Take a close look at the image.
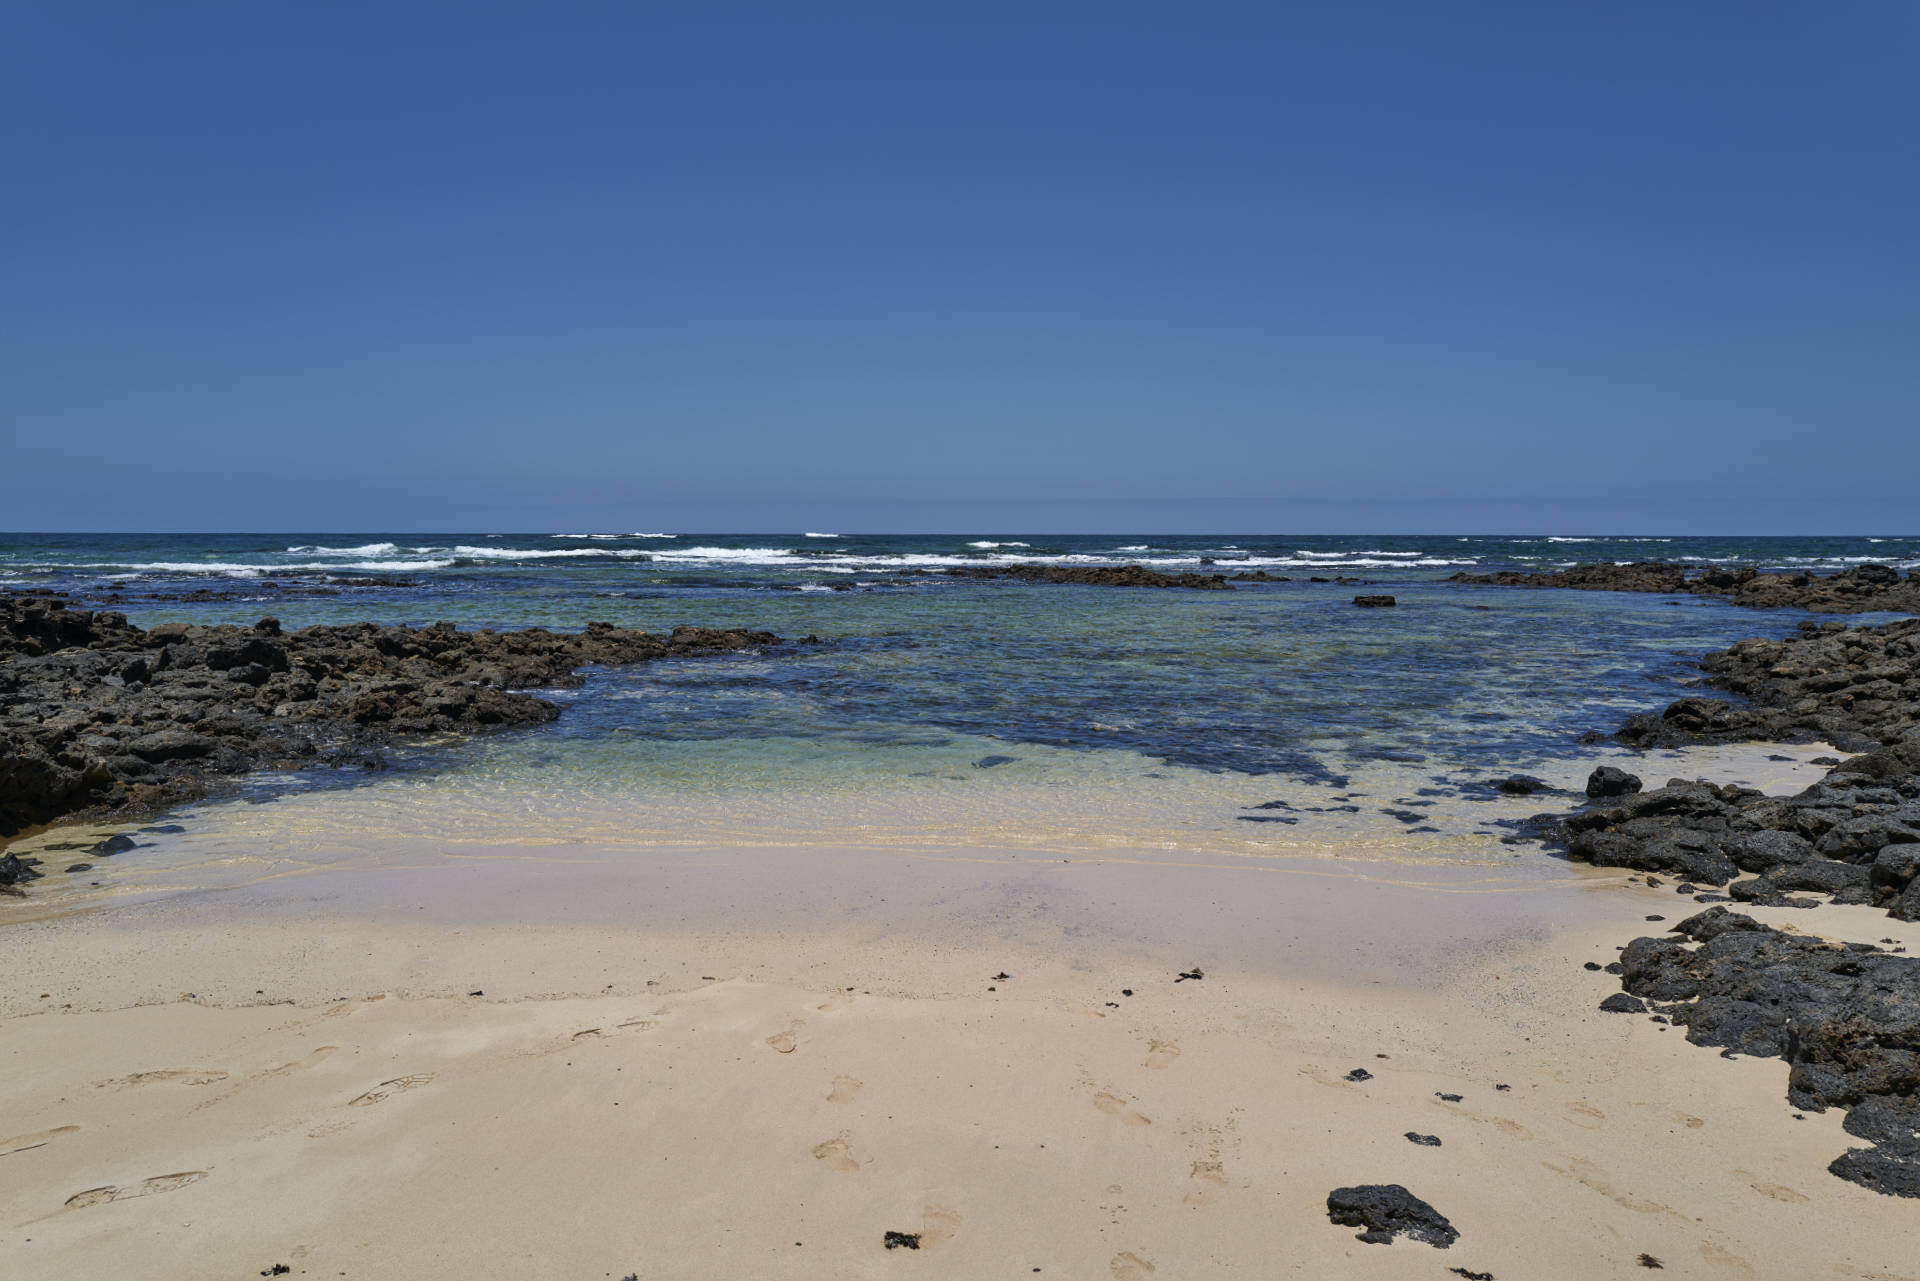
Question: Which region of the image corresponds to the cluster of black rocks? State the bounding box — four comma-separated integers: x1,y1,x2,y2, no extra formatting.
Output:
1615,906,1920,1197
0,595,784,859
1449,560,1920,614
1612,617,1920,752
1505,612,1920,1196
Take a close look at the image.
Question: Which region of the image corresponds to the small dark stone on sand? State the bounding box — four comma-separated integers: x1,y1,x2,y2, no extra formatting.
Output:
1638,1254,1664,1269
468,990,483,996
1449,1270,1495,1281
89,834,137,855
1645,915,1665,922
972,755,1017,768
1405,1132,1441,1146
1325,1183,1458,1248
1604,962,1624,974
1494,1083,1511,1091
1599,993,1648,1014
992,972,1010,981
1675,883,1696,894
262,1268,290,1277
1176,968,1204,982
1120,988,1133,996
64,863,93,873
884,1231,922,1250
1435,1092,1463,1102
1584,961,1603,971
1344,1068,1373,1082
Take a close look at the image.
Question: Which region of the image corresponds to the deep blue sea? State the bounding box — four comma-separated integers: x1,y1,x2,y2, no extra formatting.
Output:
4,533,1913,865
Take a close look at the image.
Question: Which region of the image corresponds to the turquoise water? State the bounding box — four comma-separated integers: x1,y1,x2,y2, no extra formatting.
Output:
2,533,1911,859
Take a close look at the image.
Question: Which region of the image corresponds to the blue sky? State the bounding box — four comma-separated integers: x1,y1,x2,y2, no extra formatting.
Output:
4,2,1915,533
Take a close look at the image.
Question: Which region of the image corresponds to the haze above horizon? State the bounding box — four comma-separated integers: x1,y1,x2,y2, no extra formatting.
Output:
4,4,1915,534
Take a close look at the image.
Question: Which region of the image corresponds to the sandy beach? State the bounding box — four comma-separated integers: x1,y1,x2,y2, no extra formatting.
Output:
5,799,1917,1279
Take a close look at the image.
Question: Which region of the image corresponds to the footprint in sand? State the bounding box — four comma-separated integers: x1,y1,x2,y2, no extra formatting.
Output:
810,1137,861,1173
766,1020,803,1054
1184,1158,1228,1207
63,1170,206,1211
1145,1040,1181,1070
1300,1066,1363,1091
1094,1092,1152,1127
1565,1100,1606,1130
827,1075,863,1104
1731,1169,1809,1204
817,990,855,1012
1632,1101,1706,1128
97,1069,229,1089
347,1073,435,1107
2,1125,79,1157
1541,1157,1675,1216
190,1047,339,1114
1111,1251,1157,1280
1433,1097,1533,1140
918,1205,962,1248
1700,1241,1756,1274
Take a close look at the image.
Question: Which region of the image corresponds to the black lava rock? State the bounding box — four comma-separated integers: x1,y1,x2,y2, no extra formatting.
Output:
1586,766,1643,799
1325,1184,1458,1248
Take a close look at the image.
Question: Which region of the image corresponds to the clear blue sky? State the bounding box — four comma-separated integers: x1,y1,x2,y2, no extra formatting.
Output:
4,2,1915,533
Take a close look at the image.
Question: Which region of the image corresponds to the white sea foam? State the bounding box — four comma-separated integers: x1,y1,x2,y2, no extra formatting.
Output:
1546,536,1598,543
285,543,400,555
551,533,624,540
448,545,655,560
1115,545,1151,552
650,546,801,563
79,559,454,576
630,533,677,539
803,532,840,539
967,541,1031,549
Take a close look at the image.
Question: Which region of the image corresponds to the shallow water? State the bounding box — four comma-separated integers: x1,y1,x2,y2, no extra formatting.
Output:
1,532,1900,916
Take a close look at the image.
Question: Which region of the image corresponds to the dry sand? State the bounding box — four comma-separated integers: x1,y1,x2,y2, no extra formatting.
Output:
4,846,1918,1280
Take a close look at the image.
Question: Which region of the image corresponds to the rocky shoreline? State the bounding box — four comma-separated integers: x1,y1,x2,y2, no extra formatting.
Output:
0,596,785,869
1509,612,1920,1196
1449,560,1920,613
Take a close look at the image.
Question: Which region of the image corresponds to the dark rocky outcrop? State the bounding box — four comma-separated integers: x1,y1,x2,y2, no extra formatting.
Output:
1325,1184,1458,1247
1617,908,1920,1197
1507,610,1920,1195
941,564,1232,590
1353,595,1397,608
0,596,783,844
1601,618,1920,753
1449,561,1920,614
